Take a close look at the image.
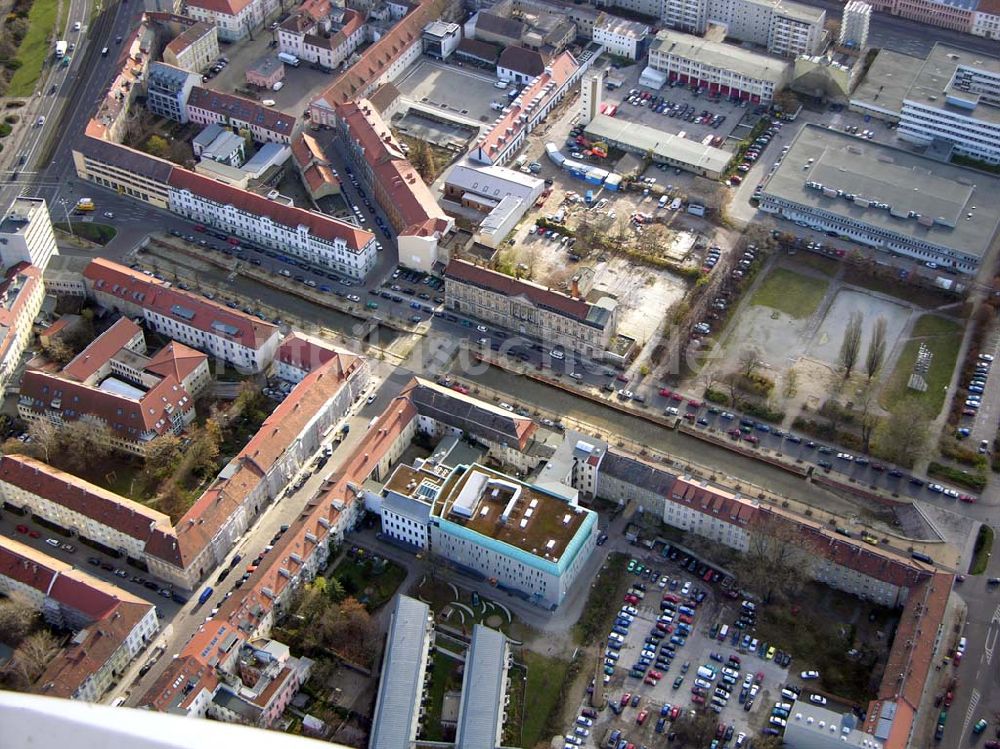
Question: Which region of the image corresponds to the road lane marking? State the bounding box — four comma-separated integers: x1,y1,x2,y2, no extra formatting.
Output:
963,688,981,738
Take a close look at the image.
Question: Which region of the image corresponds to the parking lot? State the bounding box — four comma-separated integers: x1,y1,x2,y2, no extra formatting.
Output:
569,549,812,748
606,86,751,150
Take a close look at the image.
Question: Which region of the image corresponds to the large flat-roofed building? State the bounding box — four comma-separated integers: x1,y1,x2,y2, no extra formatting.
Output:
895,43,1000,166
369,595,434,749
647,29,792,103
443,162,545,210
783,703,883,748
444,259,618,359
849,49,923,122
757,124,1000,274
456,625,510,749
583,114,731,178
377,460,599,608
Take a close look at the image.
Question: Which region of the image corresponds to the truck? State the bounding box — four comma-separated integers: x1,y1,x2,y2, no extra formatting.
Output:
277,52,300,67
55,40,67,58
198,587,214,605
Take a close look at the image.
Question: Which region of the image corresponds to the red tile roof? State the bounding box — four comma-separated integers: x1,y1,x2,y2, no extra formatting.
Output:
164,20,215,56
62,317,144,382
445,258,593,321
472,51,578,164
186,87,297,138
276,333,340,375
303,163,339,193
184,0,254,19
168,352,361,565
19,369,193,438
0,455,173,541
334,99,452,238
84,258,279,349
314,0,449,109
166,169,373,252
145,341,209,383
39,598,154,699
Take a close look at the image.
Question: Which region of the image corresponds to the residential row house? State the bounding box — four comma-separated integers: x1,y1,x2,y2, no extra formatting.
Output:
0,536,160,702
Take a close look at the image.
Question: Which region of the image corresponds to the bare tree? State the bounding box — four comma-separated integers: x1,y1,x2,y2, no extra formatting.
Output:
27,420,59,463
858,387,880,454
738,347,762,379
59,417,111,471
742,512,813,603
0,599,38,646
839,310,864,379
865,316,888,381
673,708,719,746
11,630,60,685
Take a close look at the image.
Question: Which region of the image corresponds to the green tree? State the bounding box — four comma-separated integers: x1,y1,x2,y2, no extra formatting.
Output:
144,135,170,158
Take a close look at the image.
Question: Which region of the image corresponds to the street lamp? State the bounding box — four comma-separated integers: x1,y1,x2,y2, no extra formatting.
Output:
58,198,73,235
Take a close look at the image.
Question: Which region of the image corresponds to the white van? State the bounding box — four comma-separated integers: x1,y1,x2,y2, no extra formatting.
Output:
272,81,284,91
697,665,717,680
262,99,276,106
495,80,509,89
670,198,682,211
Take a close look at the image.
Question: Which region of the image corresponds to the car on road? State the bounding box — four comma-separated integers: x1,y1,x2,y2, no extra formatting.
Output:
45,538,60,547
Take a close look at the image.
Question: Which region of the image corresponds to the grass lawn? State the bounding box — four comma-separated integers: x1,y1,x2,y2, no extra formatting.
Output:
330,555,406,611
971,525,994,575
789,252,841,277
8,0,59,98
420,651,463,742
574,551,628,645
521,651,571,749
55,222,117,245
750,267,829,319
881,314,962,414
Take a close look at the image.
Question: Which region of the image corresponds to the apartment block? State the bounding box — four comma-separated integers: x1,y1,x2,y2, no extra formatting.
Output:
444,258,618,358
185,87,296,145
162,20,219,71
0,536,159,702
84,259,281,371
334,99,453,272
0,198,58,270
455,625,511,749
839,0,872,48
147,63,200,123
184,0,281,41
278,4,365,70
368,596,435,749
0,264,45,392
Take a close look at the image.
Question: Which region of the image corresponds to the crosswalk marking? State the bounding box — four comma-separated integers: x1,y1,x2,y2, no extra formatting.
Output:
962,688,981,738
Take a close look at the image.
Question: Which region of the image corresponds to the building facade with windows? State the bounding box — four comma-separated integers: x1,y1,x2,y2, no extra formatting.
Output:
648,29,792,103
895,43,1000,166
0,197,59,270
184,0,280,41
166,170,377,280
162,21,219,71
592,13,650,60
278,6,364,69
444,259,618,358
757,125,1000,274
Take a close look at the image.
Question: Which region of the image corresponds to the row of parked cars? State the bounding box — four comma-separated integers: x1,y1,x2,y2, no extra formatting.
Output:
734,122,782,181
958,353,994,436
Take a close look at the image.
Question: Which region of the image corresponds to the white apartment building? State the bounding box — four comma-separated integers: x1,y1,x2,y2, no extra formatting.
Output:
592,13,650,60
278,6,365,69
896,43,1000,166
658,0,825,57
839,0,871,48
648,29,792,103
0,197,59,270
84,258,281,372
971,6,1000,39
184,0,280,41
0,264,44,391
167,170,377,280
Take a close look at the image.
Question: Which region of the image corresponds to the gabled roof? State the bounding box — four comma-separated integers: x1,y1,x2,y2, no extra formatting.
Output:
186,87,297,137
166,169,373,251
0,455,172,542
145,342,209,383
276,332,342,375
62,318,143,382
184,0,254,19
404,377,536,450
497,45,546,77
164,21,215,56
334,99,452,238
84,258,279,348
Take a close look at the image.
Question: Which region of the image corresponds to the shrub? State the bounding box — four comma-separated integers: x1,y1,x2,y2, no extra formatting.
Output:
704,388,730,406
927,462,986,492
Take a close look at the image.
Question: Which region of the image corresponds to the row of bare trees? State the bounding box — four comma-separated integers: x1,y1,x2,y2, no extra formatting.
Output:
839,312,887,381
0,600,60,692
